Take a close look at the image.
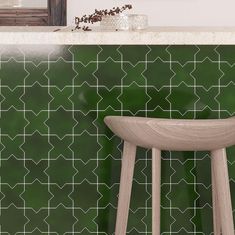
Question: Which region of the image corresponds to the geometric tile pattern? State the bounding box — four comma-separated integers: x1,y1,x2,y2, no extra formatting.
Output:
0,45,234,234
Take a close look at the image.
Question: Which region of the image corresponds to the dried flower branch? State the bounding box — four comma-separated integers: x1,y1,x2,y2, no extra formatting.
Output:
73,4,132,31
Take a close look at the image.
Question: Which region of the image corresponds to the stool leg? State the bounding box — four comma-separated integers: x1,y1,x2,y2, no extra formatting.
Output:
152,148,161,235
211,148,234,235
115,141,136,235
211,162,221,235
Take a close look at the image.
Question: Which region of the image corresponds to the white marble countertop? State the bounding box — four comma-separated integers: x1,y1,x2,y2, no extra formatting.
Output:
1,26,235,44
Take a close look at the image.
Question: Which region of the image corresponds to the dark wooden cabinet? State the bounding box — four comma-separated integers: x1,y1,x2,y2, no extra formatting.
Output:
0,9,49,26
0,0,67,26
48,0,67,26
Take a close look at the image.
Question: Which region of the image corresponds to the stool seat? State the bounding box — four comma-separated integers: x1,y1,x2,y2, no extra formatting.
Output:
104,116,235,151
104,115,235,235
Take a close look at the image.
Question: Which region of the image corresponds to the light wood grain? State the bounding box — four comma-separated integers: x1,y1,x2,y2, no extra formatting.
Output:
212,162,221,235
115,141,136,235
104,116,235,151
0,0,67,26
0,9,48,26
152,148,161,235
104,116,235,235
211,149,234,235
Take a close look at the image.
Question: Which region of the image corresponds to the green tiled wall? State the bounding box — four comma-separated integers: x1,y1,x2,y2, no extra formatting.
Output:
0,45,235,234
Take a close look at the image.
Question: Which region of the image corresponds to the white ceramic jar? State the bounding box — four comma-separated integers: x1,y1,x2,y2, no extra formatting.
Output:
100,14,148,31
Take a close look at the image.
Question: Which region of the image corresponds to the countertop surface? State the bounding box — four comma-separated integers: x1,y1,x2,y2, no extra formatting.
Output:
1,26,235,44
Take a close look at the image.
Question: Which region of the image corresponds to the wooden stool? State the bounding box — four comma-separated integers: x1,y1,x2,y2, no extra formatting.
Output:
104,116,235,235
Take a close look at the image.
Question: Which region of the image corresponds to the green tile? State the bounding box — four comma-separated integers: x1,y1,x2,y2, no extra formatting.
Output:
167,181,199,212
98,45,121,61
122,63,146,86
171,209,195,232
21,132,52,162
49,136,73,159
0,157,27,187
98,184,118,208
167,45,199,65
70,84,101,114
22,83,52,114
74,209,98,232
0,185,24,207
25,111,49,134
192,58,222,89
147,87,170,111
191,206,213,234
170,160,195,183
171,63,195,86
0,205,27,234
70,181,100,210
144,58,174,89
130,182,149,211
160,159,174,184
216,83,235,114
1,136,24,159
73,63,98,86
0,59,28,89
70,133,101,162
196,45,219,61
127,209,147,232
195,153,211,187
70,45,101,65
45,205,77,234
49,87,73,110
97,135,122,160
0,45,235,234
73,111,97,134
25,62,49,86
227,146,235,164
160,208,175,233
230,181,235,209
147,45,170,61
167,82,199,115
1,87,24,110
46,107,76,138
118,82,150,114
21,181,52,211
118,45,150,66
220,63,235,86
45,58,77,89
216,45,235,65
45,157,76,187
95,58,125,89
96,158,120,187
25,210,48,232
25,160,48,183
196,87,219,110
196,184,211,208
98,86,121,110
49,184,72,207
74,160,97,183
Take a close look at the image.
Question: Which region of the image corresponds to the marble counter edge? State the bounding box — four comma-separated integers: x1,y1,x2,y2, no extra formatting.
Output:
1,27,235,44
